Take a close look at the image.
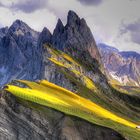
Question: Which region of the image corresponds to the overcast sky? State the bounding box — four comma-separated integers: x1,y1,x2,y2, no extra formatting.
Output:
0,0,140,53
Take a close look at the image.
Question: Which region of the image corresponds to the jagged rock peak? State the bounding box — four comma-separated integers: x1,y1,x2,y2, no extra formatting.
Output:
38,27,52,46
10,19,29,30
51,10,102,65
9,19,39,36
67,10,80,26
0,27,8,38
8,19,39,39
0,26,8,33
57,19,64,28
53,18,64,35
41,27,52,38
13,19,26,26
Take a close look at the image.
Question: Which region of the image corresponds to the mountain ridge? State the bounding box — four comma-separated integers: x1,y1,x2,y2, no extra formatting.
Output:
98,43,140,87
0,10,102,87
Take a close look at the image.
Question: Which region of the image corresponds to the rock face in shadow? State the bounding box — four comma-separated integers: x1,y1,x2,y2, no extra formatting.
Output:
0,20,42,86
0,91,125,140
0,11,102,87
40,11,106,91
52,11,101,67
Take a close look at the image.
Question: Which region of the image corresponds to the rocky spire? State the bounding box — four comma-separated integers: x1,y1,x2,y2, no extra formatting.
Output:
38,27,52,47
51,10,102,66
8,19,39,40
67,10,80,27
53,19,64,36
9,20,29,32
0,27,8,38
52,19,65,49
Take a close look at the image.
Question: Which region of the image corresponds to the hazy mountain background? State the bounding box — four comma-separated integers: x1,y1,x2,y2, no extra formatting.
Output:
98,43,140,87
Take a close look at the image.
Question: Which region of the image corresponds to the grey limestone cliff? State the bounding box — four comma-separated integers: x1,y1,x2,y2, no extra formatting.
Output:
0,91,125,140
0,20,42,86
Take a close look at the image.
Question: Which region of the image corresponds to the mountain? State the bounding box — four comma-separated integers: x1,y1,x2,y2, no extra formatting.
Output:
0,11,102,88
120,51,140,60
2,44,140,140
98,43,140,87
0,11,140,140
52,11,102,66
41,10,106,90
0,20,42,86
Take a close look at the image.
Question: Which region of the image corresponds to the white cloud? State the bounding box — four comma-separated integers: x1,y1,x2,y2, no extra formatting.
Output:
78,0,103,6
0,0,19,6
0,6,57,32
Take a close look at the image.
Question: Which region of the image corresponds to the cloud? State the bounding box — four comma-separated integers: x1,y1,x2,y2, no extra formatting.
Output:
120,19,140,45
0,2,2,6
0,0,48,13
11,0,47,13
0,6,57,32
0,1,5,7
77,0,103,5
0,0,18,7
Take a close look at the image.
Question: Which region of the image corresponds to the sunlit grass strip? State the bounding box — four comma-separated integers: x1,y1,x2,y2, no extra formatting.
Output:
46,45,96,90
48,57,96,90
5,80,138,129
46,45,80,66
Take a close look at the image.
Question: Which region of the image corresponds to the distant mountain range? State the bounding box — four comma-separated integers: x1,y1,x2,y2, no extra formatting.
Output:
98,43,140,87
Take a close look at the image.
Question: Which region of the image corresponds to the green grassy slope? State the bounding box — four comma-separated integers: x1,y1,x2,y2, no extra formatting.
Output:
4,45,140,140
5,80,140,140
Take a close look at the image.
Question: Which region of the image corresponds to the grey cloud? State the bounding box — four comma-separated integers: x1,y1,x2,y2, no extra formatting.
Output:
129,0,137,1
120,19,140,44
11,0,48,13
0,2,5,7
78,0,103,5
0,0,48,13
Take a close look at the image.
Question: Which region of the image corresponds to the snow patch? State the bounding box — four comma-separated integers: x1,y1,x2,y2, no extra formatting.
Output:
110,72,123,84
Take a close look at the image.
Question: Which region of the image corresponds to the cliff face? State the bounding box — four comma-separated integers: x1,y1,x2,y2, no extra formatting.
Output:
98,43,140,87
52,11,102,67
0,11,102,88
0,91,125,140
0,20,42,86
40,11,106,91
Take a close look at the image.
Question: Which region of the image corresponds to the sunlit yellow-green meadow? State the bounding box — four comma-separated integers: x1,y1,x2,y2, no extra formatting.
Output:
5,79,140,140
